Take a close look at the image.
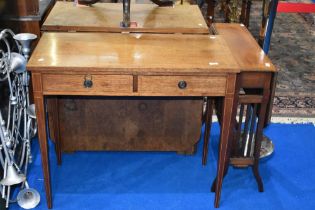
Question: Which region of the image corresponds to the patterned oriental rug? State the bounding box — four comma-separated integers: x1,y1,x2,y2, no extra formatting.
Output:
249,1,314,119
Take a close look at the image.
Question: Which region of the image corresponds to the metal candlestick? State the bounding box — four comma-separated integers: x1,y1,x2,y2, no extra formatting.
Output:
13,33,37,60
0,29,39,209
121,0,131,27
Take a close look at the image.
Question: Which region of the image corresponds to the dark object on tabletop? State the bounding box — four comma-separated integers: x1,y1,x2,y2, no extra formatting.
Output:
76,0,173,31
78,0,173,7
150,0,174,6
121,0,131,27
78,0,101,5
120,0,173,27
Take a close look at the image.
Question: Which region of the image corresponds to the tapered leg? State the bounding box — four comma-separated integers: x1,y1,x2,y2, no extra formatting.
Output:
32,72,52,208
264,73,278,126
202,98,213,165
214,74,238,208
211,162,229,192
253,157,264,192
211,115,238,193
50,98,62,165
214,97,223,126
34,95,52,208
252,100,269,191
211,101,239,193
252,104,264,192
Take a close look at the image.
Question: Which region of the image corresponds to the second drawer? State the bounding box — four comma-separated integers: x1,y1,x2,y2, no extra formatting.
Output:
138,75,227,96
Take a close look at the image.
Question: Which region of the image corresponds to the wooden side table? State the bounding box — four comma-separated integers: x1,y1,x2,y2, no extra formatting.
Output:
202,24,277,205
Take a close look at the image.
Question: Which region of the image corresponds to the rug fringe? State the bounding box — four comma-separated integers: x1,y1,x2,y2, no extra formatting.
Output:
211,115,315,125
270,116,315,125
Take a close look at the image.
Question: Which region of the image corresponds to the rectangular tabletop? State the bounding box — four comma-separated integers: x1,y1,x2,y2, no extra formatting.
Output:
214,23,277,72
27,33,239,74
42,2,209,34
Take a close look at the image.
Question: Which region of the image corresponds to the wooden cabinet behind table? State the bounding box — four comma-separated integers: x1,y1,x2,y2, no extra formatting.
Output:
42,2,208,154
0,0,55,121
0,0,55,36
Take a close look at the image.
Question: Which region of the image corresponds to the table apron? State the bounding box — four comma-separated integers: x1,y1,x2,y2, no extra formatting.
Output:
37,73,229,97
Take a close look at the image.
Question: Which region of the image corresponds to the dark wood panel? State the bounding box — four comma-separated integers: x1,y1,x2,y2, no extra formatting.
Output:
0,0,39,17
57,97,203,153
0,0,55,37
0,20,41,36
240,72,270,88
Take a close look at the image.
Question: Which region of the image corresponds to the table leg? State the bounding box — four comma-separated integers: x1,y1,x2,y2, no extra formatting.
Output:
214,74,238,208
253,104,265,192
252,75,271,192
202,98,213,165
34,94,52,209
50,98,62,165
264,72,277,126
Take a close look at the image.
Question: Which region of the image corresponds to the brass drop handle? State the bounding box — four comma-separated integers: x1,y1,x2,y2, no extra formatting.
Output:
178,80,187,89
83,75,93,88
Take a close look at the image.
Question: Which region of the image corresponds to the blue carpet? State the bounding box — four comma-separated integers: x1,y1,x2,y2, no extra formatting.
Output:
10,123,315,210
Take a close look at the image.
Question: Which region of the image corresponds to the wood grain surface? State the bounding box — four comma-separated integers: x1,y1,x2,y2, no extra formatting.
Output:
214,23,277,72
58,97,203,153
42,74,133,95
27,33,239,74
42,2,209,34
215,23,277,125
138,75,227,96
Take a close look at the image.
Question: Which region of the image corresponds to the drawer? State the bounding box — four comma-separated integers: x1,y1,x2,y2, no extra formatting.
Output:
42,74,133,95
138,75,226,96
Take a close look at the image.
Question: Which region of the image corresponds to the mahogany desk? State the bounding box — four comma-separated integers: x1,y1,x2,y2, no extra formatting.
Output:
27,32,239,208
41,2,210,156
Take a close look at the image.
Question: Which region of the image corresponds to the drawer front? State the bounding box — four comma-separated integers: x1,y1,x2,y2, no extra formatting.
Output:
42,74,133,95
138,76,226,96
